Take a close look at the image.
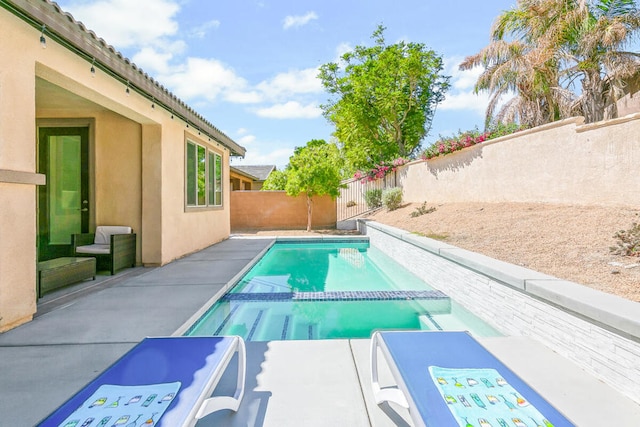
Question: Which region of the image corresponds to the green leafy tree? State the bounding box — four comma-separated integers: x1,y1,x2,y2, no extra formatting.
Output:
261,169,288,191
319,25,449,171
285,139,344,232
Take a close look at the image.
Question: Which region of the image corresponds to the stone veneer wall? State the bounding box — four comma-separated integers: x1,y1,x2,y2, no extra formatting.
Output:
360,220,640,404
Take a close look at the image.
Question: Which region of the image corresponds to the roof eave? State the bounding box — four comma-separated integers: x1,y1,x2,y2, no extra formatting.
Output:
2,0,246,157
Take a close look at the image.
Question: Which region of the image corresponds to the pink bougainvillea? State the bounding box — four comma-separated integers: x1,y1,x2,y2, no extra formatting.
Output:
420,123,526,161
421,131,491,160
354,157,409,183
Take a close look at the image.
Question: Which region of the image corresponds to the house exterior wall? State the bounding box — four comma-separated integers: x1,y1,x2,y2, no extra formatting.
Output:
0,6,234,331
231,191,337,230
0,10,40,331
400,115,640,207
160,130,230,263
229,170,254,191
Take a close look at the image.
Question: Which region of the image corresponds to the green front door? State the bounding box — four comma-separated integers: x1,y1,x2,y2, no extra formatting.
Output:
37,127,89,261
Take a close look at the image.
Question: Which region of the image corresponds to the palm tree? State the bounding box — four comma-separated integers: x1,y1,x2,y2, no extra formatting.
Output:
463,0,640,126
557,0,640,122
460,0,574,127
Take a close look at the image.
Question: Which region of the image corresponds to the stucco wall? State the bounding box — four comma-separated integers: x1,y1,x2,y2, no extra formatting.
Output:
0,7,235,330
160,130,230,264
617,75,640,117
0,11,39,330
231,191,337,230
400,115,640,207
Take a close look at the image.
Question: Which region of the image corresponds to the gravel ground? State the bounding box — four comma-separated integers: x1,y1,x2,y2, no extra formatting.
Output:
369,202,640,302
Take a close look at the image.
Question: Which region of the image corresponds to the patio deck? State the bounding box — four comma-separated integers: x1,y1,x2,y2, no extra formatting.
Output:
1,236,639,426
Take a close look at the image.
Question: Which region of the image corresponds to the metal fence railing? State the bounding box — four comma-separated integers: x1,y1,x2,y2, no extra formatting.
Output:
337,172,397,221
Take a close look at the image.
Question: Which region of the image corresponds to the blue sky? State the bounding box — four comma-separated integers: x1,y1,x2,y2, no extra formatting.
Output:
55,0,517,168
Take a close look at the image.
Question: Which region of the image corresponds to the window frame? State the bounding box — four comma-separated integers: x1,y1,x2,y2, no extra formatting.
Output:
185,139,223,210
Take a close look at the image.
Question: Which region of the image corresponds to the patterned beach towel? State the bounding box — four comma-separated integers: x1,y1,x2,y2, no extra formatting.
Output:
429,366,554,427
57,382,181,427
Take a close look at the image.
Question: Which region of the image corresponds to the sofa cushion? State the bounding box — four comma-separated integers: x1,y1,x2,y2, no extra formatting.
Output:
94,226,132,244
76,244,110,255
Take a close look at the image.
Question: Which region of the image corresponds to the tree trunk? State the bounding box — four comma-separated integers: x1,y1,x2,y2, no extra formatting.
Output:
306,194,313,232
582,72,605,123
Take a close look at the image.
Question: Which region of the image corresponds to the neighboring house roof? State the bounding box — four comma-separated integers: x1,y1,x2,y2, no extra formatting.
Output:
2,0,245,157
231,165,276,182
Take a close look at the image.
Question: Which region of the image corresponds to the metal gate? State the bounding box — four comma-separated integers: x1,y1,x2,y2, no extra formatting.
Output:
337,172,397,221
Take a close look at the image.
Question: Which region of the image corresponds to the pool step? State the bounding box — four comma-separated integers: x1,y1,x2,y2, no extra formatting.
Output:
221,304,321,341
418,313,444,331
242,275,291,292
419,312,478,332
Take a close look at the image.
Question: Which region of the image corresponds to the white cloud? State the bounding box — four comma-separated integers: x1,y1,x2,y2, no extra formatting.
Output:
236,128,249,135
65,0,180,49
159,57,250,102
188,20,221,39
256,68,323,101
256,101,322,119
440,91,490,115
132,47,174,75
438,57,489,115
283,11,318,30
238,134,256,145
445,56,484,91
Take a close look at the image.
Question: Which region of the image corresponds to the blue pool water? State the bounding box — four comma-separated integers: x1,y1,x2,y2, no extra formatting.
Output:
185,240,501,341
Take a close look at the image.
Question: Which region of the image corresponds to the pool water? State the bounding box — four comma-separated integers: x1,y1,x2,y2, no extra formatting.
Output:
185,240,501,341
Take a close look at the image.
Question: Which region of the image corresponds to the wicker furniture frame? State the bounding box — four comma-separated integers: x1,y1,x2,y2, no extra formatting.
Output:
72,231,136,275
37,257,96,298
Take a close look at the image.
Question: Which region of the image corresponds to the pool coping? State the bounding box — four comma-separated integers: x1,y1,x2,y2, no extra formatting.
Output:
173,239,277,336
172,235,373,337
358,219,640,344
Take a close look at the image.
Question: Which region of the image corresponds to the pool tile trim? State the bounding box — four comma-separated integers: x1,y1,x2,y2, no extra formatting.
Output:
221,289,449,302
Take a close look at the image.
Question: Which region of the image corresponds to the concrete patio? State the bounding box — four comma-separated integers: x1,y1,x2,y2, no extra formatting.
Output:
1,236,639,426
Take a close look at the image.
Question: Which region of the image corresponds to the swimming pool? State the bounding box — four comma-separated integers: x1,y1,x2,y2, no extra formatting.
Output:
185,239,501,340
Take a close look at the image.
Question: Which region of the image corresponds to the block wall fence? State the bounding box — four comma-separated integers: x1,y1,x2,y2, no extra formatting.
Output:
360,220,640,405
398,114,640,207
230,191,337,231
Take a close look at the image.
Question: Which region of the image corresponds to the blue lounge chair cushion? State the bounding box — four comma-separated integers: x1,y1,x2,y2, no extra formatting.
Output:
38,336,245,427
371,330,575,427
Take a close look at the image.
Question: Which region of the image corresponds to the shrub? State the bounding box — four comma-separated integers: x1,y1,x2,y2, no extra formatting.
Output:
382,187,403,211
487,121,525,139
610,223,640,256
364,189,382,209
410,202,436,218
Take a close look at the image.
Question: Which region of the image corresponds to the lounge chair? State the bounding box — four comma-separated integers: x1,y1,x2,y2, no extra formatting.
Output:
370,330,575,427
72,225,136,275
38,336,246,427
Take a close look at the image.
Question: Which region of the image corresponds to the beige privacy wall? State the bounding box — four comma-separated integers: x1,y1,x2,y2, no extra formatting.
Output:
401,114,640,207
231,191,337,230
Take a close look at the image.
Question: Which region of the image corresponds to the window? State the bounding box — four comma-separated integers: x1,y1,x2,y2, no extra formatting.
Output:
186,140,223,207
